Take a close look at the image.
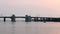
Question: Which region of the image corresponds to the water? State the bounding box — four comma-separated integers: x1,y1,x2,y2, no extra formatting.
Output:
0,20,60,34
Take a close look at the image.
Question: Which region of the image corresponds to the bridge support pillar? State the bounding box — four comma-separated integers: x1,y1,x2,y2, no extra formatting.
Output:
11,14,16,22
4,17,6,22
25,15,31,22
42,18,46,23
40,18,43,21
34,17,38,21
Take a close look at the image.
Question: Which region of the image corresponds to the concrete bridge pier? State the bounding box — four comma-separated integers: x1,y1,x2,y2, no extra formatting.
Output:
11,14,16,22
4,17,6,22
42,18,46,23
25,15,31,22
34,17,38,21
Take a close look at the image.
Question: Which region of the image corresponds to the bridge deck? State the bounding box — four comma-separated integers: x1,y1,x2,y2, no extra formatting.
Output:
0,16,60,22
0,16,25,18
0,16,59,18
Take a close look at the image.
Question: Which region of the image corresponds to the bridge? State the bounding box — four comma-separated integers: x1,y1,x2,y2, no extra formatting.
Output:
0,14,60,22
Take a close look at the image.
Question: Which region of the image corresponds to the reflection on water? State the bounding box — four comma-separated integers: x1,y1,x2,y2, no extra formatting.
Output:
0,21,60,34
11,22,15,34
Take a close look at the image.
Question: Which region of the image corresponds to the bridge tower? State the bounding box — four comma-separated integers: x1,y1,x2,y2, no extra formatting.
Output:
25,15,31,22
11,14,16,22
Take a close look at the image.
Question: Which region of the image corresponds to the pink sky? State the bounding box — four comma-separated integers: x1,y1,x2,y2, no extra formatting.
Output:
0,0,60,17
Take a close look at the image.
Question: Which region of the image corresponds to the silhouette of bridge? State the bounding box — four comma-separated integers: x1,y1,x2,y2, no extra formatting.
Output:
0,14,60,22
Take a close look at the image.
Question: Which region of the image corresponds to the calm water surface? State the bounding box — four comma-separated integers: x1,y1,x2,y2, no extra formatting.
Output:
0,21,60,34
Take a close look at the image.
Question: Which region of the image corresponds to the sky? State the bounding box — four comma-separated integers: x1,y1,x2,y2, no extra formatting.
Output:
0,0,60,17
